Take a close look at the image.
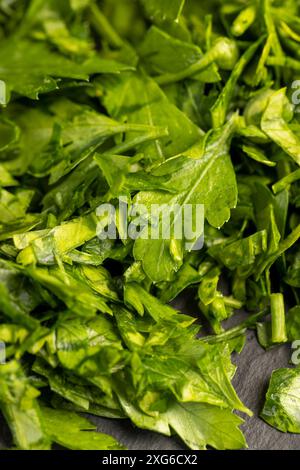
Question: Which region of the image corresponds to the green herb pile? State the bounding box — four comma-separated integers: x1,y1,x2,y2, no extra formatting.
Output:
0,0,300,451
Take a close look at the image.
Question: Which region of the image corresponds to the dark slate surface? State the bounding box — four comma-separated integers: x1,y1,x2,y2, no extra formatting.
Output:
1,303,300,450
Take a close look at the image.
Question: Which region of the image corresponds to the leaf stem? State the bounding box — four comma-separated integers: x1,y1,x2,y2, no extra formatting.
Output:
272,169,300,194
198,310,267,344
89,3,124,48
270,293,287,344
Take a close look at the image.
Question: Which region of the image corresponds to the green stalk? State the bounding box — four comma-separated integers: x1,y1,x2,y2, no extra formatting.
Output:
272,169,300,194
223,297,244,309
156,37,239,86
267,56,300,70
256,224,300,278
155,54,216,86
199,310,267,344
270,293,287,344
89,2,124,48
